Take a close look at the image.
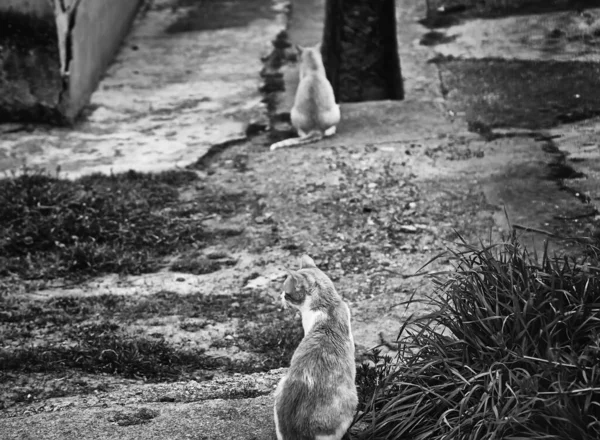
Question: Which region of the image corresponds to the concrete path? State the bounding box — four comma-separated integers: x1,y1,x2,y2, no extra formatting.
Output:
1,371,281,440
0,0,286,177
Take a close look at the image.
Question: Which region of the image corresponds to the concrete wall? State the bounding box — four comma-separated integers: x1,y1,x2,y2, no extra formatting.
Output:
0,0,142,124
65,0,142,120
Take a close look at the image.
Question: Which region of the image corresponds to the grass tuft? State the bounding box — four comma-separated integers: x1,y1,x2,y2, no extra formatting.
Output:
356,236,600,440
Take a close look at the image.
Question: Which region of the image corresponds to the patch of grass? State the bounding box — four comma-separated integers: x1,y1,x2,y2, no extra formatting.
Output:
121,290,285,323
2,294,126,328
237,314,304,371
436,58,600,130
3,290,287,330
0,321,298,383
0,327,220,381
0,169,205,281
355,236,600,440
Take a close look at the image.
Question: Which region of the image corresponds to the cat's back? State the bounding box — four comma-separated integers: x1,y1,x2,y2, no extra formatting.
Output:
294,71,337,111
292,74,339,133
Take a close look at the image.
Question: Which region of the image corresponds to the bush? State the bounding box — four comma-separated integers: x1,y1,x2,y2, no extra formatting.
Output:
355,237,600,440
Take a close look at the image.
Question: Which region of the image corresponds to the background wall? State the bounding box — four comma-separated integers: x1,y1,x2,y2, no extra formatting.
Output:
0,0,142,124
66,0,143,121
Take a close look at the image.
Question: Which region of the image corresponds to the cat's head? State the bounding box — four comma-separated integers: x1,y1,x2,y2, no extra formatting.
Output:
296,44,325,75
280,255,339,311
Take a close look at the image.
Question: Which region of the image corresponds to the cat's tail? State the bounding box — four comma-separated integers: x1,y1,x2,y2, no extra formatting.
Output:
269,131,323,151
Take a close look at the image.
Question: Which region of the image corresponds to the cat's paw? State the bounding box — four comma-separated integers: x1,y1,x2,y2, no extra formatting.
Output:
324,125,337,137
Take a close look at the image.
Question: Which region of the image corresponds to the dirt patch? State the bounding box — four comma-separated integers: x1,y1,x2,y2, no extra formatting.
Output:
436,58,600,129
0,288,303,410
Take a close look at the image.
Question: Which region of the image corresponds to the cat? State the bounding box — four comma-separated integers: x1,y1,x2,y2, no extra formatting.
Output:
270,44,340,151
274,255,357,440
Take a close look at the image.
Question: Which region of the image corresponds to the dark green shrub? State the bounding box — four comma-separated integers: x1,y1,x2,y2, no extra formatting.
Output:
356,238,600,440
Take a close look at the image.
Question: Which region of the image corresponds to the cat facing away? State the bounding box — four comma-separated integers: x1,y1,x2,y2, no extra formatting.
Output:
274,255,357,440
270,44,341,151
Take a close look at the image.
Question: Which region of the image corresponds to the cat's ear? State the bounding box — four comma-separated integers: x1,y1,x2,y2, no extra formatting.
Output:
315,42,323,52
300,255,317,269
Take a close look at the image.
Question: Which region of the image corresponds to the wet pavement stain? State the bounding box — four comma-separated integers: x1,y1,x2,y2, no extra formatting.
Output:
436,58,600,129
167,0,276,33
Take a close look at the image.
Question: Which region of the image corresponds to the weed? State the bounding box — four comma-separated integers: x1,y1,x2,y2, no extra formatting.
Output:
354,349,395,411
355,236,600,440
0,289,303,399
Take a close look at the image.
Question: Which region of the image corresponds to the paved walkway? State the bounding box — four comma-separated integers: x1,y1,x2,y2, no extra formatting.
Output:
0,0,286,177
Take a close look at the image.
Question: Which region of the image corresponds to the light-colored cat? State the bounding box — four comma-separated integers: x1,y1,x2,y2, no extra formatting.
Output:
274,255,357,440
270,45,340,151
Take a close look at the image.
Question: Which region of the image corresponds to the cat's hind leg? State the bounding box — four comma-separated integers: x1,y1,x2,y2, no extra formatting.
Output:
316,415,353,440
274,405,284,440
273,377,286,440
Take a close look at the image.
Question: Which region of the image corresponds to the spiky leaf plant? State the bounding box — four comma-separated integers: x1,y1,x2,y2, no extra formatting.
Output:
356,238,600,440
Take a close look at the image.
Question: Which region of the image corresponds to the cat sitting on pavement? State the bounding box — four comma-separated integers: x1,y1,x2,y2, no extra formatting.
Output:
274,255,357,440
